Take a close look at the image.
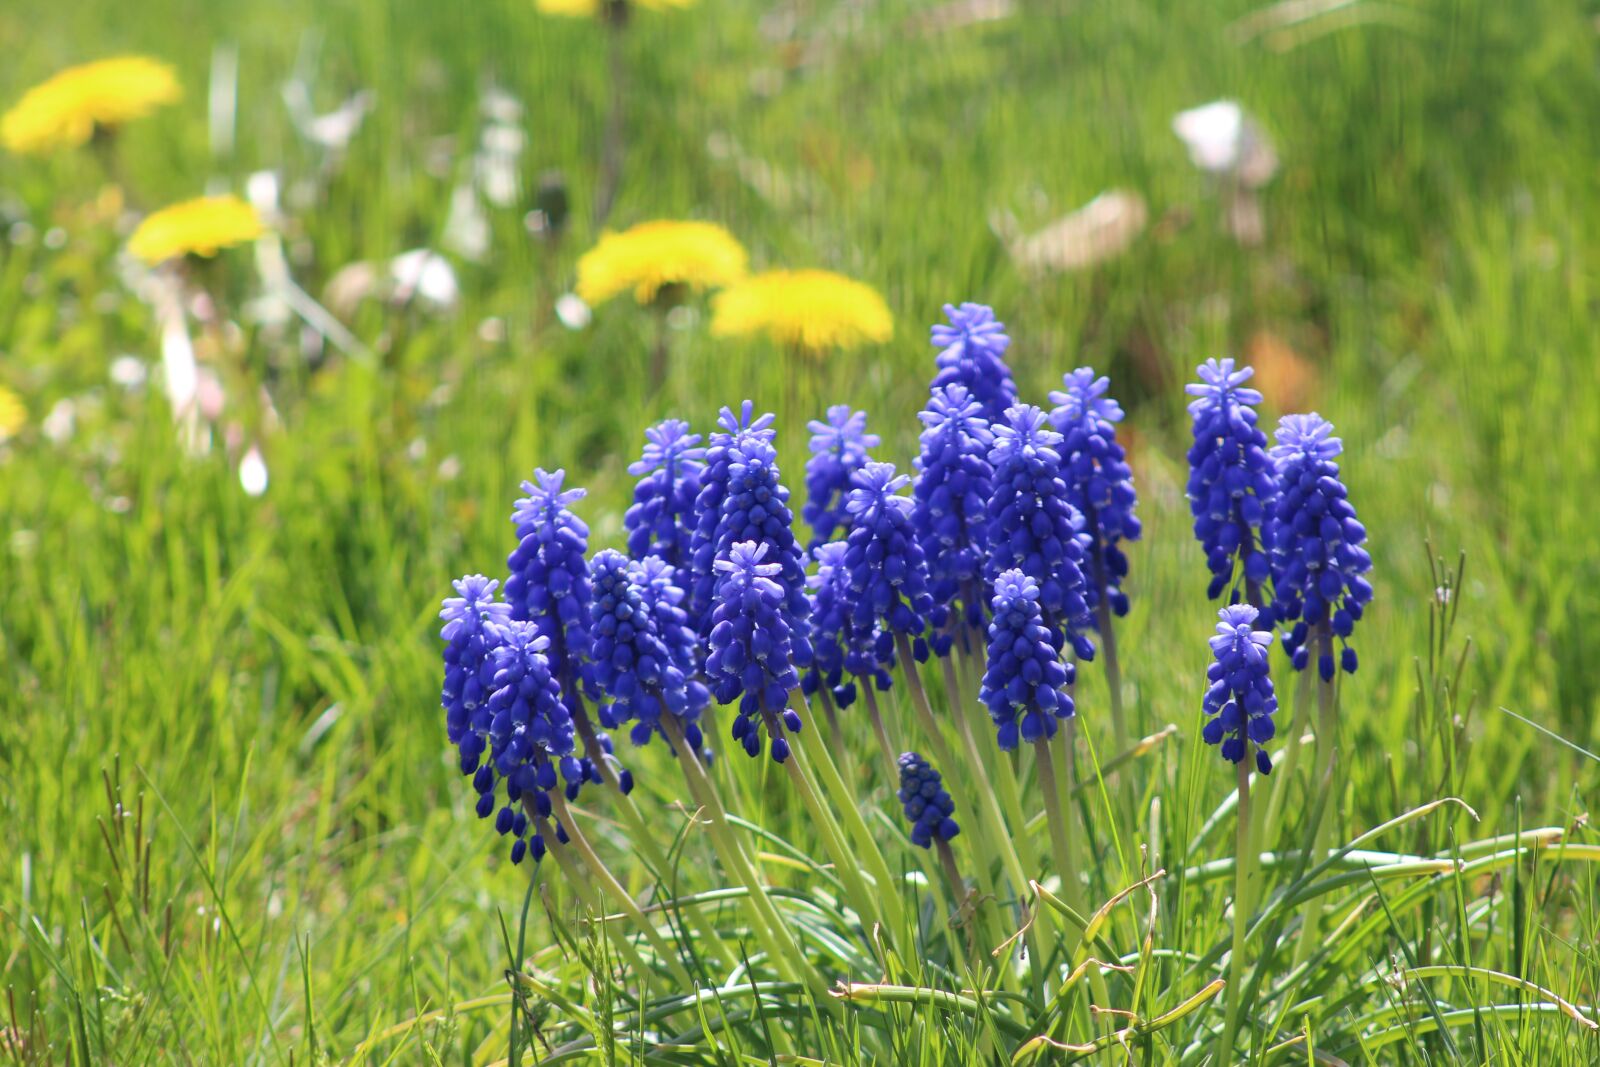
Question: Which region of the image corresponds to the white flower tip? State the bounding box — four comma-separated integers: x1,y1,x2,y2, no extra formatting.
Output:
555,293,591,330
240,447,269,497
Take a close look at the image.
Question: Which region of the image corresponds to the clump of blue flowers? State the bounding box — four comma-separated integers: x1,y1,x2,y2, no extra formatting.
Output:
844,461,933,661
897,752,960,848
1049,369,1141,619
588,549,690,745
930,302,1017,423
441,574,512,760
979,570,1075,750
1267,414,1374,678
1203,604,1278,774
633,554,711,747
913,384,995,651
1185,359,1278,606
506,469,595,696
707,541,804,762
806,540,891,708
625,420,704,571
689,402,776,629
803,406,879,548
986,405,1095,661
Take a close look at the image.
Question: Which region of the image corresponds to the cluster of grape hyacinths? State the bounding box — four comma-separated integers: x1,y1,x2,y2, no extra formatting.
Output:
1185,358,1278,607
896,752,960,848
1049,369,1141,619
986,405,1096,662
930,302,1018,423
803,406,878,548
980,570,1076,750
805,540,891,707
632,554,710,747
624,420,704,571
588,550,692,746
688,402,776,627
844,462,933,662
441,576,579,864
695,404,812,663
913,384,995,651
1202,604,1279,774
706,541,804,761
1266,414,1374,679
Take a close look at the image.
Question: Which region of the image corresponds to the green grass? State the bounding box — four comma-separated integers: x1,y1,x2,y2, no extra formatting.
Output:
2,0,1598,1062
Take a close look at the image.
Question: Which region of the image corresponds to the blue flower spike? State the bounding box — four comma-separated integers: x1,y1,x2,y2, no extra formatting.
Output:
625,419,705,571
913,384,995,651
1267,414,1374,679
897,752,960,848
588,549,691,747
986,404,1096,662
1185,359,1279,607
1049,368,1141,619
706,541,804,762
979,570,1075,751
804,405,879,548
1203,604,1279,775
844,461,935,663
930,302,1018,423
805,540,891,708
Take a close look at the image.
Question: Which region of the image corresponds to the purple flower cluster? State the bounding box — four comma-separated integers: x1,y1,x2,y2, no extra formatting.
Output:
1202,605,1278,774
979,570,1075,750
930,302,1017,423
805,540,892,708
803,405,878,548
897,752,960,848
589,549,693,746
1185,359,1277,605
1049,369,1141,620
912,384,995,651
1267,414,1373,678
625,420,704,571
707,541,804,761
843,462,933,659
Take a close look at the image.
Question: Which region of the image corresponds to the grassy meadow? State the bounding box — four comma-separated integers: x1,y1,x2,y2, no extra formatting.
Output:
3,0,1599,1062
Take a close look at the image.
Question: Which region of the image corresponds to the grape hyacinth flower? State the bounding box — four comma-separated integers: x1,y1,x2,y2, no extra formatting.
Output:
505,469,594,692
1185,359,1278,607
1267,414,1373,679
706,541,804,762
979,570,1075,750
633,555,711,738
803,405,879,548
930,302,1017,423
986,405,1095,661
588,549,690,746
896,752,960,848
688,401,776,632
624,419,704,571
1203,604,1278,774
704,411,812,663
441,575,511,757
805,540,891,708
844,461,934,661
1048,368,1141,619
912,384,995,651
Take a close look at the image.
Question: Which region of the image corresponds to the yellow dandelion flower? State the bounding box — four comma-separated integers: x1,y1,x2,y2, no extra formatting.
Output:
576,220,747,306
0,387,25,441
2,56,180,156
128,195,266,265
536,0,692,16
710,269,893,352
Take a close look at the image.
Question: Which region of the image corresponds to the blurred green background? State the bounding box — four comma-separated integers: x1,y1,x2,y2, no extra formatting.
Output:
2,0,1597,1059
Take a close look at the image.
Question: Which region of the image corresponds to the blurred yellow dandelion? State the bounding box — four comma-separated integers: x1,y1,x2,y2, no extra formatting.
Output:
711,269,893,352
536,0,693,16
576,220,747,305
0,387,25,441
128,195,266,265
2,56,180,155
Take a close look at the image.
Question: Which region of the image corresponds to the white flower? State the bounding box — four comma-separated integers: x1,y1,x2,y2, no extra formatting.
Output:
110,355,148,390
443,183,490,262
42,399,76,444
391,249,460,311
555,293,591,330
239,445,269,497
1172,100,1277,187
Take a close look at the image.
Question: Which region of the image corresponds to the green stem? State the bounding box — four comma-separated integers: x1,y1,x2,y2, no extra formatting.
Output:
860,682,900,785
660,716,830,1002
785,690,908,935
1291,623,1339,974
1218,758,1255,1060
537,812,655,981
549,791,695,988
